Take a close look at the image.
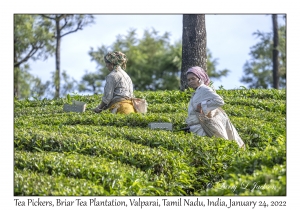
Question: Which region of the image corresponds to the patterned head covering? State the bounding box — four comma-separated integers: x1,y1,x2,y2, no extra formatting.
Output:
186,66,210,86
104,51,128,70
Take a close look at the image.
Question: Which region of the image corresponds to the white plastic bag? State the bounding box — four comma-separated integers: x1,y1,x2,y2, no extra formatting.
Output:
132,98,148,113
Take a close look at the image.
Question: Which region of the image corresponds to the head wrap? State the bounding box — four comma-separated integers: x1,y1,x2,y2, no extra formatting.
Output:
186,66,210,86
104,51,127,70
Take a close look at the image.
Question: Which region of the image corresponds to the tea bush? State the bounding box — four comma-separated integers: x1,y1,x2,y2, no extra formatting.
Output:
14,88,286,195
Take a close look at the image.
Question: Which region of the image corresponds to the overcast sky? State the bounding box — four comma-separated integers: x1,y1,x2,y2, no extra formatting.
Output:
27,14,286,91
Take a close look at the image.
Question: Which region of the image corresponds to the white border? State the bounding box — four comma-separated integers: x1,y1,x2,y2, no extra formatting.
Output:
2,0,297,209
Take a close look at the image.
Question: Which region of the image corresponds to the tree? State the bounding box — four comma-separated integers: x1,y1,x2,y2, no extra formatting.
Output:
240,22,286,89
13,63,51,100
88,28,182,91
41,14,95,98
14,14,54,98
61,70,78,96
272,14,279,89
87,28,229,93
180,14,207,91
30,77,51,100
45,70,78,98
78,71,102,95
206,49,230,82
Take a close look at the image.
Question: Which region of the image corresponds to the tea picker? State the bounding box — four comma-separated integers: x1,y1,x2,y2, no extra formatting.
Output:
62,101,189,132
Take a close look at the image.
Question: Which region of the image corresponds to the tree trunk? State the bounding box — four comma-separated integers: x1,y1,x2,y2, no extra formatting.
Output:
14,66,19,99
272,14,279,89
14,38,19,99
54,18,61,98
180,14,207,91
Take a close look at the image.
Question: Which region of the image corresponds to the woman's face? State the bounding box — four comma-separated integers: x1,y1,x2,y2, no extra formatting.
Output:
105,62,114,71
187,73,201,89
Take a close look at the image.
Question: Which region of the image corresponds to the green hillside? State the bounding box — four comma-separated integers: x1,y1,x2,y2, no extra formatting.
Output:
14,88,286,196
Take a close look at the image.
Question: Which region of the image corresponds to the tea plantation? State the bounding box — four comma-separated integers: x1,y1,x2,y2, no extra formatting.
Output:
14,88,286,196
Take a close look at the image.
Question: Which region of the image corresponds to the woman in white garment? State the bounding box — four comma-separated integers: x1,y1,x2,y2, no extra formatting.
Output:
185,66,245,149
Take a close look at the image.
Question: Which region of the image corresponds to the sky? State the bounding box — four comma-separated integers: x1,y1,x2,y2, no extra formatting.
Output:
27,14,286,92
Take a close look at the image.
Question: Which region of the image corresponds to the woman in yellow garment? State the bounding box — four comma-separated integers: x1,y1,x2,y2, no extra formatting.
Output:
92,51,136,114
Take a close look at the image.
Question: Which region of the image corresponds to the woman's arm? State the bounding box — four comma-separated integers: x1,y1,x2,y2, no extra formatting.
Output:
102,75,117,105
199,98,224,115
93,74,116,113
195,85,224,115
93,101,107,113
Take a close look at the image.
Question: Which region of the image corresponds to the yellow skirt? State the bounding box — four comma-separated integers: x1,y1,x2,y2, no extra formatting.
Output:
109,100,136,114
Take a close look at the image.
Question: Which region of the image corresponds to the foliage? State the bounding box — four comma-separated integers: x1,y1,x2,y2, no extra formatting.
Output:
40,15,95,39
240,24,286,89
77,70,103,94
14,66,51,100
14,14,54,67
14,88,286,195
40,14,95,98
88,28,180,91
87,28,228,92
14,14,54,99
206,49,230,79
55,70,78,97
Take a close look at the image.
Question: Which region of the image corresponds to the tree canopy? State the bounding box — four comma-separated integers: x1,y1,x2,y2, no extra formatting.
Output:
85,28,229,93
41,14,95,98
88,28,181,91
14,15,286,100
14,14,54,99
14,14,54,68
240,24,286,89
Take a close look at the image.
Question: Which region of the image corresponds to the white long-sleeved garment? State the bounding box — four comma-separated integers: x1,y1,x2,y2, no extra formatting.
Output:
186,84,245,148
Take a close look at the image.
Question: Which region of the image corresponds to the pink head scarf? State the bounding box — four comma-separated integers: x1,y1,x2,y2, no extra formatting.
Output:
186,66,210,86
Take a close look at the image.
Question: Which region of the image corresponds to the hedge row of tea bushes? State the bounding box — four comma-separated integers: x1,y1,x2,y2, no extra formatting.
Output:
14,88,286,195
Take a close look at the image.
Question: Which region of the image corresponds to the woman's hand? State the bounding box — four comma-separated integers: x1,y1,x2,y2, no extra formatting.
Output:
196,103,203,114
92,107,103,113
92,101,107,113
